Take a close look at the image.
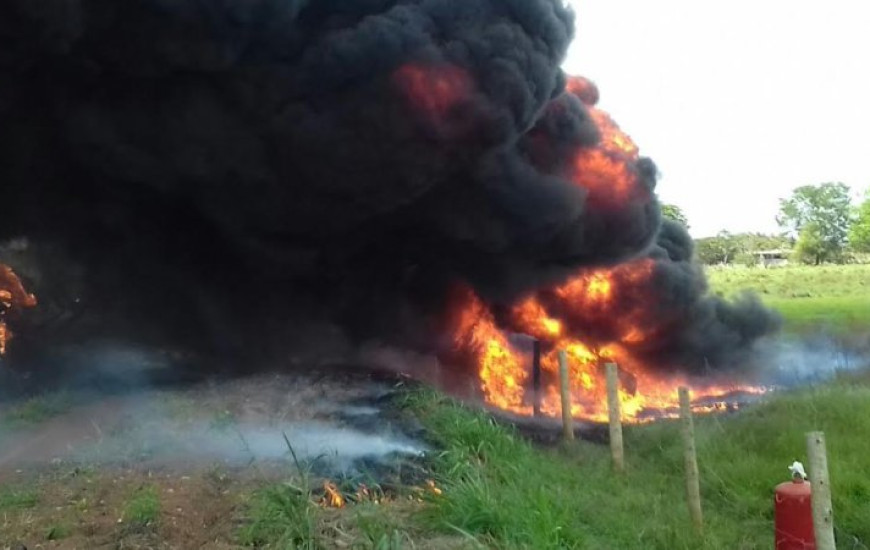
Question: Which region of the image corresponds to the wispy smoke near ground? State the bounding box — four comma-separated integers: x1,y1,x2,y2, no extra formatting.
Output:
0,372,426,473
0,0,778,378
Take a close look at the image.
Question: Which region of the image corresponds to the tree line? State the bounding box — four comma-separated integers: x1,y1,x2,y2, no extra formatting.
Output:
664,182,870,266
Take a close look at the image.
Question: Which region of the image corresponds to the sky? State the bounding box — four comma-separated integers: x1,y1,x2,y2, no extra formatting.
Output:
563,0,870,237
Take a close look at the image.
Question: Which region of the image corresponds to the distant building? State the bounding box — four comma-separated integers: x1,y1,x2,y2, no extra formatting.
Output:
755,249,790,267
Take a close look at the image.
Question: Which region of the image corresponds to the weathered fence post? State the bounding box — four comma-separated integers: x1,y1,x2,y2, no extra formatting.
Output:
678,386,703,533
557,350,574,441
532,340,542,417
806,431,836,550
605,362,624,472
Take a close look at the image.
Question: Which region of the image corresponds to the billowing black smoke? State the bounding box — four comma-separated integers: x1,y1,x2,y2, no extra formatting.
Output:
0,0,777,376
637,220,781,373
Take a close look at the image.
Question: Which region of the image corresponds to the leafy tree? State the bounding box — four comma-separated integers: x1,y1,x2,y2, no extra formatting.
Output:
694,231,793,265
777,182,851,264
793,222,829,265
695,231,740,265
849,190,870,253
661,203,689,229
734,251,760,267
738,233,793,252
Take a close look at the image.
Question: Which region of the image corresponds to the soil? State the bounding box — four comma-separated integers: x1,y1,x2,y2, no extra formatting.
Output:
0,367,436,549
1,464,267,549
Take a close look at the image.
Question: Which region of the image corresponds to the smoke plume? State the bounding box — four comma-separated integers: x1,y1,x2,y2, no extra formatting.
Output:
0,0,778,378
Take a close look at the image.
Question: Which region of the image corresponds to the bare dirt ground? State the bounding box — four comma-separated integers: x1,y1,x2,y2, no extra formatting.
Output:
0,369,436,549
2,463,267,549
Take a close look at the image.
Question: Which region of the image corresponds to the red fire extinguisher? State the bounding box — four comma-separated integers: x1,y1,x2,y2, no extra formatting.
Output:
775,461,815,549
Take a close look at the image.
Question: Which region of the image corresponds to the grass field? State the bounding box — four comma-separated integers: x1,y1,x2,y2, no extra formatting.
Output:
706,264,870,330
399,377,870,550
2,376,869,548
231,378,870,549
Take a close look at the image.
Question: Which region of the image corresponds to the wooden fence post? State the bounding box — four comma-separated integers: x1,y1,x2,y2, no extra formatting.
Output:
532,340,542,417
605,362,624,472
678,387,703,533
557,350,574,441
806,431,836,550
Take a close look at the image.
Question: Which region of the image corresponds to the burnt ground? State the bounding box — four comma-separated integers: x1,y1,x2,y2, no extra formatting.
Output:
0,368,466,549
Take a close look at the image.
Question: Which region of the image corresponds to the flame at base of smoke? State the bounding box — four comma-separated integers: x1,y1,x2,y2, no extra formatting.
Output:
0,263,37,355
449,281,770,424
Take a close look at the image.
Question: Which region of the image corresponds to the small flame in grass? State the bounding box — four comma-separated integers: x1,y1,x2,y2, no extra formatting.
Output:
354,483,380,505
321,481,345,508
318,482,393,508
0,263,37,355
426,479,442,496
356,483,371,503
409,480,444,502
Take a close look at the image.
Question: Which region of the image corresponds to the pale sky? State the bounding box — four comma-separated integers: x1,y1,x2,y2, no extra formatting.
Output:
563,0,870,237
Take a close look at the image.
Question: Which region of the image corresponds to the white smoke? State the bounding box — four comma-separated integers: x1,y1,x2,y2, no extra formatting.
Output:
758,334,869,386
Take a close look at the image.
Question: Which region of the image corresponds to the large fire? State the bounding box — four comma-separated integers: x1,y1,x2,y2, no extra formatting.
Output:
568,76,646,208
448,76,765,423
452,274,765,424
0,263,37,355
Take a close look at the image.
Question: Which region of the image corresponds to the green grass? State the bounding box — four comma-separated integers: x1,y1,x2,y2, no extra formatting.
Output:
45,523,72,541
239,482,319,549
235,378,870,549
0,488,39,510
354,505,415,550
707,264,870,330
239,432,321,549
0,391,76,428
764,296,870,328
401,380,870,550
123,485,160,531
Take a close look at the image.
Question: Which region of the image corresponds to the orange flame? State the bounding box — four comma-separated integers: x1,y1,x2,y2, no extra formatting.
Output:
443,77,764,423
425,479,442,496
564,76,647,208
451,259,766,423
0,263,37,355
572,109,642,206
453,292,528,412
566,76,600,106
394,64,472,120
322,481,345,508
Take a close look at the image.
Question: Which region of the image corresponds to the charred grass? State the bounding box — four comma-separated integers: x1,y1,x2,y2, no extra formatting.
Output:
400,378,870,549
237,445,474,550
